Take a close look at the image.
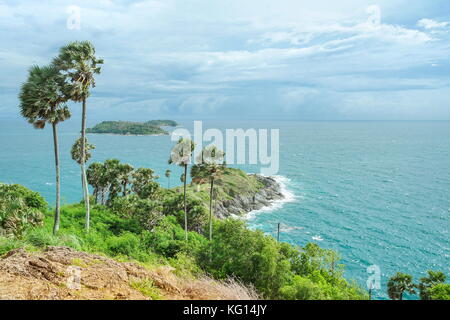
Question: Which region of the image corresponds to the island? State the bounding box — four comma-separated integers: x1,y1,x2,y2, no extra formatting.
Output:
86,120,178,135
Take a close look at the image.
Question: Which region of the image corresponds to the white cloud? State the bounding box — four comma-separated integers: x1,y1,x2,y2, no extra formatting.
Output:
417,18,449,30
1,1,450,119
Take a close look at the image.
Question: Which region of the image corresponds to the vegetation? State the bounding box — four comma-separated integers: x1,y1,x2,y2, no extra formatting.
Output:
387,272,416,300
145,120,178,127
191,145,226,243
0,187,368,300
0,184,47,236
168,138,195,241
417,270,447,300
165,169,171,189
18,64,71,235
384,270,449,300
86,120,177,135
53,40,104,232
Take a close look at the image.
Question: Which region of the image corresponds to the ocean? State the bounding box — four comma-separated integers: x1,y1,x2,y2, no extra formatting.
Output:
1,118,449,299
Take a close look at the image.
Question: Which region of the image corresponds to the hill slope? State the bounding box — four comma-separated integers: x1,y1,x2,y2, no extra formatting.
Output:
0,246,258,300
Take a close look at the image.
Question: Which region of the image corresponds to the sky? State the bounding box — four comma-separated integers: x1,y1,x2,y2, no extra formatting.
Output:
1,0,450,120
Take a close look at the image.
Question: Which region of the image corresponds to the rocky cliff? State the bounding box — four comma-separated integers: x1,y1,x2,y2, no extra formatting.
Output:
214,174,284,218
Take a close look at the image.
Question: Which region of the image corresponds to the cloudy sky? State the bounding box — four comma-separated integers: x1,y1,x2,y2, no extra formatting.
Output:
1,0,450,120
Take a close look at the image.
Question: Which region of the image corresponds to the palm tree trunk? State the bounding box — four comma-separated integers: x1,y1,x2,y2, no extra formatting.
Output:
183,164,188,241
209,178,214,241
52,123,60,235
81,97,90,231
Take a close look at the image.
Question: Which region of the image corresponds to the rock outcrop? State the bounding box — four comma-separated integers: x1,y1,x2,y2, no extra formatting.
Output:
214,175,284,218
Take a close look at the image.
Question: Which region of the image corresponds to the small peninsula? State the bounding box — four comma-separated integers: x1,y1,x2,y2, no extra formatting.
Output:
86,120,178,135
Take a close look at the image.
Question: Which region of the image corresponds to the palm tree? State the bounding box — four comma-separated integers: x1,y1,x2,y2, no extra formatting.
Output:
418,270,446,300
192,145,226,242
118,163,134,196
165,169,171,189
19,65,71,235
387,272,416,300
53,41,103,231
71,137,95,165
71,137,95,230
168,138,195,241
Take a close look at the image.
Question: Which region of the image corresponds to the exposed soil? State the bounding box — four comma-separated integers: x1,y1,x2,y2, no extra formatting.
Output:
0,246,258,300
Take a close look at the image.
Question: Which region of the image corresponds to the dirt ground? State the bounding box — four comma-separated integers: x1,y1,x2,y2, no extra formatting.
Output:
0,246,258,300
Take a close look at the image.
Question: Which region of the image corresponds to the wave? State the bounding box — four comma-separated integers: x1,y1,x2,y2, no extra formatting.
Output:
245,175,297,220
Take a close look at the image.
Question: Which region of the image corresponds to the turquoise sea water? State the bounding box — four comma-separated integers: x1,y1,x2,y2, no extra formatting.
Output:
1,119,449,299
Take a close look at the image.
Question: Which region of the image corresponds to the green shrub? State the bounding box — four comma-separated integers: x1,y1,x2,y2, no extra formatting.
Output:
0,237,26,256
280,276,325,300
130,279,163,300
198,218,292,299
111,195,163,231
163,194,208,233
24,228,60,247
0,184,47,236
429,284,450,300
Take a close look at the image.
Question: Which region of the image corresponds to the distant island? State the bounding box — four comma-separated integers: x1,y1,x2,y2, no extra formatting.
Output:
86,120,178,135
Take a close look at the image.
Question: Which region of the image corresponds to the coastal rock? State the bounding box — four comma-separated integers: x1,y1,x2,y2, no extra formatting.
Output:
214,175,284,218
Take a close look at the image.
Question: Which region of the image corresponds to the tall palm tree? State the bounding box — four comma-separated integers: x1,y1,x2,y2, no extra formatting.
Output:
192,145,226,242
53,41,103,231
165,169,171,189
19,65,71,235
168,138,195,241
387,272,416,300
118,163,134,196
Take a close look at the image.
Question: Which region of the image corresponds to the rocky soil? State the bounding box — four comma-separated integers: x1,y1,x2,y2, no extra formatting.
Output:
214,175,284,218
0,246,258,300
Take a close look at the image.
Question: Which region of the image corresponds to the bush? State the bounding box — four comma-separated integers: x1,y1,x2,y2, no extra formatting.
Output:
163,194,208,233
280,276,325,300
0,184,47,236
198,218,292,299
141,216,207,258
24,228,60,247
429,284,450,300
111,195,163,231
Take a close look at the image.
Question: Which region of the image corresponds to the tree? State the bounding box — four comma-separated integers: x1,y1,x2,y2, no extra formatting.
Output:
87,162,104,203
19,65,71,235
103,159,121,204
418,270,446,300
429,283,450,300
168,138,195,241
387,272,416,300
131,168,160,199
71,137,95,165
191,145,226,242
165,169,171,189
53,41,103,232
117,163,134,196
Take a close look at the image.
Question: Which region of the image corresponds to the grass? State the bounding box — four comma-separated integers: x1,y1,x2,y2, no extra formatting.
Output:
130,279,163,300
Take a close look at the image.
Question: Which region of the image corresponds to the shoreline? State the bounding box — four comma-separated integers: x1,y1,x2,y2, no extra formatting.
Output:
244,175,296,220
214,174,295,219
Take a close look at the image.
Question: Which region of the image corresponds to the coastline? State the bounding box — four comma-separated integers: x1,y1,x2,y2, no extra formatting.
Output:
214,174,295,219
244,175,296,220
